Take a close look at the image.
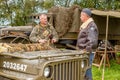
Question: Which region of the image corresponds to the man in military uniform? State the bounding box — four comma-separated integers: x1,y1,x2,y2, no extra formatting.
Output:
29,14,58,44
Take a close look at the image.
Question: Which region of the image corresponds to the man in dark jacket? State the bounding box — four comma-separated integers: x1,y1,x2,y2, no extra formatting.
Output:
77,8,98,80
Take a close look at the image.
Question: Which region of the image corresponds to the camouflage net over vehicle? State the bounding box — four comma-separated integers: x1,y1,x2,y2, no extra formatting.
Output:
48,5,81,37
0,41,54,53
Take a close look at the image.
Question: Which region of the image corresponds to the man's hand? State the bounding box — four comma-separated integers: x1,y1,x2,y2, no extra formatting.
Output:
38,39,47,44
51,39,57,44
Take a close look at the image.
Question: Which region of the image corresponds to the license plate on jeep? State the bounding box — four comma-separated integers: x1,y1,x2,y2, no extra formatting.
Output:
3,61,28,72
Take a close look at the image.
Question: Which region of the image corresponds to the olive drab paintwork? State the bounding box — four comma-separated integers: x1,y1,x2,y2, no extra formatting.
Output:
0,49,89,80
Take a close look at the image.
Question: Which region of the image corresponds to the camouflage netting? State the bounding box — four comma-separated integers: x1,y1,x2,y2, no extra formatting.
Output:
48,5,81,37
0,42,53,53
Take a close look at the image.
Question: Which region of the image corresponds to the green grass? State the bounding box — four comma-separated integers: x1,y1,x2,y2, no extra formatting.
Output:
92,60,120,80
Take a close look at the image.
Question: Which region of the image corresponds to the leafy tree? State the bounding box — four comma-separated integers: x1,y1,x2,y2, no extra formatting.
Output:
0,0,42,26
0,0,120,26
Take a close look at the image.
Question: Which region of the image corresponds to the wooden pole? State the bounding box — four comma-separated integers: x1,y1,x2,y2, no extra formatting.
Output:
102,14,109,80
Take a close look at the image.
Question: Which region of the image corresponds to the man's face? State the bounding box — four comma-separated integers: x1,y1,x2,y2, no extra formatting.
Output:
80,12,88,22
40,14,48,25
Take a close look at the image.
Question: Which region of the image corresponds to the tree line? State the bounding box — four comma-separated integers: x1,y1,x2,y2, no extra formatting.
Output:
0,0,120,26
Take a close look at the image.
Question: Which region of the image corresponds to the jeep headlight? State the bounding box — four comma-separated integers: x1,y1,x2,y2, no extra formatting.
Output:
81,60,85,68
81,60,87,69
44,67,51,78
26,78,34,80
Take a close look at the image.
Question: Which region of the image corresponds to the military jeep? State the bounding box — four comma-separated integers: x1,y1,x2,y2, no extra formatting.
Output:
0,49,89,80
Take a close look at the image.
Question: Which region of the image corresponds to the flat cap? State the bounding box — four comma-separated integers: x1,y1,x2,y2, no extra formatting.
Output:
82,8,91,17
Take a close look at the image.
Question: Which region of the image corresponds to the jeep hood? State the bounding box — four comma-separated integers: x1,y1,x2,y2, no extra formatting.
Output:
0,49,88,80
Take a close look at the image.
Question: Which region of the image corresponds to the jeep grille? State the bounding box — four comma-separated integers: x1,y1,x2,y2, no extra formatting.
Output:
48,58,88,80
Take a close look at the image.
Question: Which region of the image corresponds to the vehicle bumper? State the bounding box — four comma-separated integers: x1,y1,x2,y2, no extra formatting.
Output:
0,69,39,80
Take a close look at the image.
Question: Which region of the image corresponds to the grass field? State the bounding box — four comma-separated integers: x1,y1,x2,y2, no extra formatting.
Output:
92,60,120,80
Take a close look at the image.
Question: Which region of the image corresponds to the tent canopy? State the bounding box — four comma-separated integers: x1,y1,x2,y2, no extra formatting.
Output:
92,10,120,18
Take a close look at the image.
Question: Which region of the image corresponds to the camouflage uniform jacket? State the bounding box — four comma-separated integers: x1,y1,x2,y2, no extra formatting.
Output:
29,23,58,43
